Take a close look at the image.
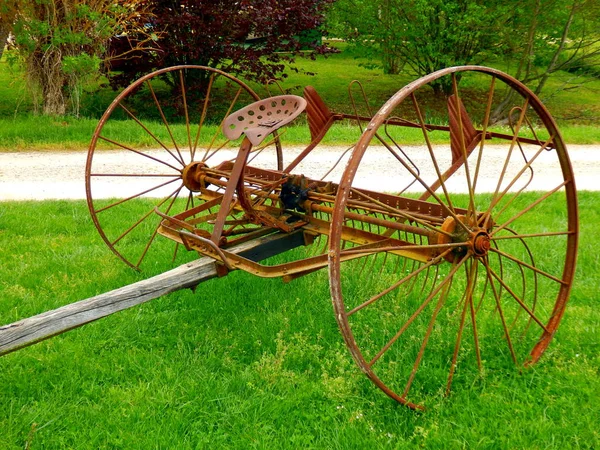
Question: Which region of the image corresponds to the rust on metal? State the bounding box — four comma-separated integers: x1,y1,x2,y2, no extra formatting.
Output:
79,65,579,411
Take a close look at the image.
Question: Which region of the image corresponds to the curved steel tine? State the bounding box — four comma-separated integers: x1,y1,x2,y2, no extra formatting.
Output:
348,80,374,133
509,107,539,174
246,132,287,165
485,106,549,224
265,79,287,96
383,116,421,194
319,145,354,181
501,226,540,336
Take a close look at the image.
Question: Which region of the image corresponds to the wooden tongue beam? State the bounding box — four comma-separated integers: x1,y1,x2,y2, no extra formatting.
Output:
0,232,303,357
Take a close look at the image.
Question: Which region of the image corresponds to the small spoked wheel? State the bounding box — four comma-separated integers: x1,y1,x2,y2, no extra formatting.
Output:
86,65,282,269
328,66,578,409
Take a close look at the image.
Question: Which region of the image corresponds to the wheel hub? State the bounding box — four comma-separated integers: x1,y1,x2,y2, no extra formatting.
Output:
472,230,491,257
182,161,209,191
437,215,491,261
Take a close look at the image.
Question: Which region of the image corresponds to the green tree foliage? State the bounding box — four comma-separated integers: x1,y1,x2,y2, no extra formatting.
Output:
9,0,152,116
490,0,600,121
0,1,17,60
329,0,600,102
502,0,600,88
109,0,335,93
328,0,509,94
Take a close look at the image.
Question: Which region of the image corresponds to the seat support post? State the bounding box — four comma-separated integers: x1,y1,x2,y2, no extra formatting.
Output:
210,137,253,244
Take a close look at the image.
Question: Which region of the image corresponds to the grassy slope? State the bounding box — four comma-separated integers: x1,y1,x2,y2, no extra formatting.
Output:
0,195,598,449
0,43,599,150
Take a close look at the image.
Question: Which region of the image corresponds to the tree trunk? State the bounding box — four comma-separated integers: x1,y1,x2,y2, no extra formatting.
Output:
431,77,453,97
31,48,67,115
383,53,401,75
490,0,541,124
533,1,577,95
0,25,9,61
380,0,403,75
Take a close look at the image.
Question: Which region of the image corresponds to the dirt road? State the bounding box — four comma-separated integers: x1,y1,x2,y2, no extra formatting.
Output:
0,145,598,201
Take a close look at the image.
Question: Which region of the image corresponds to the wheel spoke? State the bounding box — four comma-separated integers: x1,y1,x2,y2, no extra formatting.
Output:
94,178,181,214
446,287,470,395
111,183,184,247
465,260,482,370
492,230,573,240
376,129,420,193
367,252,469,367
145,80,186,166
451,73,477,220
192,72,216,160
246,136,281,165
347,248,453,316
491,181,568,236
402,260,457,398
202,86,243,162
178,69,193,159
471,76,496,197
484,263,549,333
90,173,180,178
135,184,184,268
482,256,518,365
483,96,530,227
204,140,232,163
483,135,554,224
98,135,182,173
375,135,468,232
410,92,457,215
489,247,567,285
118,101,185,167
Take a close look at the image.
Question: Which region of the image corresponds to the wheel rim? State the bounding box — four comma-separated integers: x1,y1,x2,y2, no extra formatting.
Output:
86,65,282,269
328,66,578,409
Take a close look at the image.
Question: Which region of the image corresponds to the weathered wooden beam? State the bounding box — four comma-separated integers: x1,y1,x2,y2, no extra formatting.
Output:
0,232,303,357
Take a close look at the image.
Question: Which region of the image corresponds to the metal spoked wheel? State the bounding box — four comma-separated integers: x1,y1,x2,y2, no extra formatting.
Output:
86,65,282,269
328,66,578,409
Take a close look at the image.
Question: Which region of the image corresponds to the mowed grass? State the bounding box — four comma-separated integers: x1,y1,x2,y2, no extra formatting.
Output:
0,194,598,448
1,42,600,151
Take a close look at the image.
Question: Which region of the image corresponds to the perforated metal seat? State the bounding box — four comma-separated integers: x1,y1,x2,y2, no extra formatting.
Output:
223,95,307,146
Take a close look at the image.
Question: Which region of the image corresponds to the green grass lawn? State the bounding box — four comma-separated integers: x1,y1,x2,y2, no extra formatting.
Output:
1,42,599,151
0,194,598,448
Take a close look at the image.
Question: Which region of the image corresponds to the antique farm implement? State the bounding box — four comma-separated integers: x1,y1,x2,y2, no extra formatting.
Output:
1,66,578,410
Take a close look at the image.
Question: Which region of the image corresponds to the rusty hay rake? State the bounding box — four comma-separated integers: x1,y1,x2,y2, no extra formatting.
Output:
0,66,578,410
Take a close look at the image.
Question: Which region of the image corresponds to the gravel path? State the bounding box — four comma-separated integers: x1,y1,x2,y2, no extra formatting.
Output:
0,145,598,201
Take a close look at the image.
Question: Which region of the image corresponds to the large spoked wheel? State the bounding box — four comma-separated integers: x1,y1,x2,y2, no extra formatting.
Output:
328,66,578,409
86,65,282,269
